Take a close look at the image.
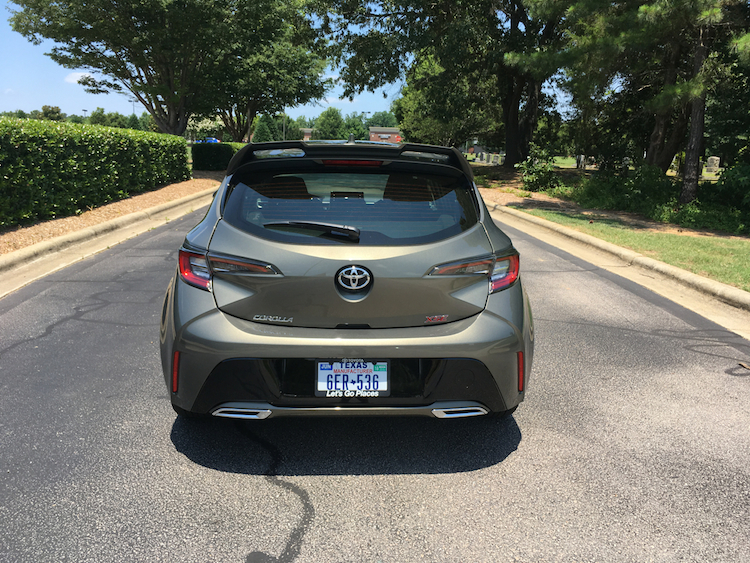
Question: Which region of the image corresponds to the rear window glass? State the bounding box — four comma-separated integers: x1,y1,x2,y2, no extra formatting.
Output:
222,167,478,246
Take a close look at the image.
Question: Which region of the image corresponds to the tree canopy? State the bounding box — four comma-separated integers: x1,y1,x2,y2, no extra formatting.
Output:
312,107,347,139
9,0,327,137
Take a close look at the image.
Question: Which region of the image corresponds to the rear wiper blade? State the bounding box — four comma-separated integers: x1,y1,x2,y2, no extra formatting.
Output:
263,221,361,243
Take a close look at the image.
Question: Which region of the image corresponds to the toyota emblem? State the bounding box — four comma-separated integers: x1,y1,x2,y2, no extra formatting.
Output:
337,265,372,291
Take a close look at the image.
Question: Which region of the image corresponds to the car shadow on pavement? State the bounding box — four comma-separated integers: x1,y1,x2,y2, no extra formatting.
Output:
170,414,522,476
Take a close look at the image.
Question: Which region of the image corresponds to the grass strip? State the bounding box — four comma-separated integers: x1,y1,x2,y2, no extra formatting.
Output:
517,208,750,293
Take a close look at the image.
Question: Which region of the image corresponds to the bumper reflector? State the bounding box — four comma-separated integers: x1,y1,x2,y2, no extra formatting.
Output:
518,351,525,392
172,351,180,393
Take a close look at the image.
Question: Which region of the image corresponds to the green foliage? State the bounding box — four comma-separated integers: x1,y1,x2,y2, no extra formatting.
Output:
700,164,750,211
344,112,369,140
366,111,398,128
89,107,129,129
41,105,64,121
258,115,280,141
392,54,501,147
191,142,245,171
0,117,190,228
9,0,284,135
311,107,347,140
197,5,330,142
516,144,562,192
251,120,274,143
563,164,749,234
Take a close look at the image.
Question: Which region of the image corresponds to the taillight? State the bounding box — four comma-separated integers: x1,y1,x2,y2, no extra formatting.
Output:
490,254,519,293
208,255,281,275
178,249,281,291
179,250,211,290
428,257,494,276
428,252,519,294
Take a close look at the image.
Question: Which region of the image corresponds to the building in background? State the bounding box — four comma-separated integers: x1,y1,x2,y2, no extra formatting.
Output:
369,127,402,143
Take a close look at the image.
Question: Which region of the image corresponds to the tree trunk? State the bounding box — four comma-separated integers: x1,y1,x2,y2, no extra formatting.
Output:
645,43,684,171
681,30,709,204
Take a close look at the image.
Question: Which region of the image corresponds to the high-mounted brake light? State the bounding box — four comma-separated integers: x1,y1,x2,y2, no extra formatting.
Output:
322,160,383,167
428,252,519,294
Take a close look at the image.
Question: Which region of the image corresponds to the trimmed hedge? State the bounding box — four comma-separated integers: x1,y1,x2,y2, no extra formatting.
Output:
191,142,245,171
0,117,190,228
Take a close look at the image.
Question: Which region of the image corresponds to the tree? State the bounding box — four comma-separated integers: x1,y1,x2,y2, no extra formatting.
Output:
41,105,64,121
705,57,750,165
252,119,274,143
319,0,566,165
312,107,347,139
366,111,398,128
9,0,279,135
256,115,280,142
391,54,502,147
88,107,128,128
559,0,750,201
202,8,332,142
126,113,141,130
344,112,369,140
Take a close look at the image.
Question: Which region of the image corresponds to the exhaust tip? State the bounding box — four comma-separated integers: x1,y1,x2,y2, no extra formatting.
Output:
432,406,489,419
212,407,272,420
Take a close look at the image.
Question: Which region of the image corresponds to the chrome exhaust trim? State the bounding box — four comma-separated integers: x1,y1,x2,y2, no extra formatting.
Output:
210,401,490,419
431,405,489,418
212,407,272,420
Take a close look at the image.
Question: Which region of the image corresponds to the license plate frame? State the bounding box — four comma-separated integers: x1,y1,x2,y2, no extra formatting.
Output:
315,359,390,397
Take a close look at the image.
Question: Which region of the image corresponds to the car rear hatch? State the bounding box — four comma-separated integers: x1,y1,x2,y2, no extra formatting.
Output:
206,145,507,329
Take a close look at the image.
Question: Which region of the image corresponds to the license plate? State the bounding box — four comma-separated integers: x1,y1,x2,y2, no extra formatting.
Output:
316,360,389,397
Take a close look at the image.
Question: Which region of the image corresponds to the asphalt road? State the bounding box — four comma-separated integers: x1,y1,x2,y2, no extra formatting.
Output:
1,209,749,563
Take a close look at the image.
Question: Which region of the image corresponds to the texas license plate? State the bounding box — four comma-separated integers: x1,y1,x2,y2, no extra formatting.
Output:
316,360,390,397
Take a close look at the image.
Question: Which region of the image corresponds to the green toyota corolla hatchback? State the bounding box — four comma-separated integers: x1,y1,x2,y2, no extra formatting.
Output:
160,140,534,419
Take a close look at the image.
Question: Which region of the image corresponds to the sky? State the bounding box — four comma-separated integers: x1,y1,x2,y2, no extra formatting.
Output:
0,1,399,121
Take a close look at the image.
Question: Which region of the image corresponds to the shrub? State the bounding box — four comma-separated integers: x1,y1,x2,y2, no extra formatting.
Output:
574,165,678,215
516,144,561,192
700,164,750,211
0,117,190,228
191,142,245,171
568,164,748,234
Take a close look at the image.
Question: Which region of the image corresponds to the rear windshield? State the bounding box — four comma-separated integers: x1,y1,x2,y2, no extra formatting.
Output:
222,165,479,246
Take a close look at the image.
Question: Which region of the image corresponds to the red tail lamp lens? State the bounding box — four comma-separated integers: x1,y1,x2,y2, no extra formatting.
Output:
178,250,211,290
517,351,525,393
490,254,520,293
172,351,181,393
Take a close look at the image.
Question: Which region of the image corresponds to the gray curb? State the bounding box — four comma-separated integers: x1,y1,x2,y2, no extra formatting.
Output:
0,188,216,275
489,203,750,313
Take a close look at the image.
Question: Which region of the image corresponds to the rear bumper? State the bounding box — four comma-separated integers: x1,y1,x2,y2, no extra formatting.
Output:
160,274,534,416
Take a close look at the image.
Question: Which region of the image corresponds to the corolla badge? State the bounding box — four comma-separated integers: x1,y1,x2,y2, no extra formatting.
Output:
337,265,372,291
253,314,293,323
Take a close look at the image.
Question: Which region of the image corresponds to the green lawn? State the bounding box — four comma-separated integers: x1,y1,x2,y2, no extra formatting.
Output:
518,208,750,293
553,156,577,168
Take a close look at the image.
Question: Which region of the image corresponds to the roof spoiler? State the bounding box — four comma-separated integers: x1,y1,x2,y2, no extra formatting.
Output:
225,140,472,179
